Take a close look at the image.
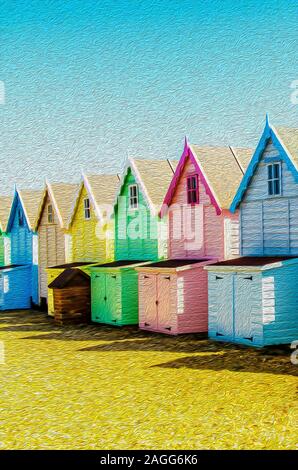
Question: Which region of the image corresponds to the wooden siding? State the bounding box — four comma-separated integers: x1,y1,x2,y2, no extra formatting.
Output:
115,169,159,261
53,285,91,325
207,260,298,347
70,185,113,263
241,140,298,256
0,266,32,310
168,156,239,259
263,264,298,345
38,192,66,298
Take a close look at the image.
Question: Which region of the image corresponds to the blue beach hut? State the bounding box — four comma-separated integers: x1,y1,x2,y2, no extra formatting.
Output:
206,118,298,347
0,188,43,310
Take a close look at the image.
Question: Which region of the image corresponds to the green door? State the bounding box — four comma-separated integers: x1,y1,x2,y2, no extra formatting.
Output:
91,272,108,323
106,272,122,324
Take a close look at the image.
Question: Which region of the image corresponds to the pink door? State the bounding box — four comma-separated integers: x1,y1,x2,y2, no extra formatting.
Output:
140,273,158,329
157,274,173,332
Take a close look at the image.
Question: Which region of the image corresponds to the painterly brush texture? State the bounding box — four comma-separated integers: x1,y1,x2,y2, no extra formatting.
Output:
0,311,297,449
0,1,297,193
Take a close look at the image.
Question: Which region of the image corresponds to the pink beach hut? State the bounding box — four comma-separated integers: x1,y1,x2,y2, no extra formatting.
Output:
136,139,252,335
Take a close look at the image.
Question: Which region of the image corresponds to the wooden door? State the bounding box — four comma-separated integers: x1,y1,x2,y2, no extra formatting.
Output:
140,273,158,329
157,273,173,332
106,273,121,324
91,272,107,323
210,273,234,338
234,274,256,342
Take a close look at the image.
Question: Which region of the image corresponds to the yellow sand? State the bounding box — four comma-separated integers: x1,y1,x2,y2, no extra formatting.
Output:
0,311,297,450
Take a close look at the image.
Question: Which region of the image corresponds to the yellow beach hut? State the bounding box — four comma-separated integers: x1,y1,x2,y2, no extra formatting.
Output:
47,173,120,322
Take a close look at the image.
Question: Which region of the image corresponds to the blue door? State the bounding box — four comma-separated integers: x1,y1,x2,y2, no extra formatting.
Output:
0,274,3,309
210,273,234,338
234,274,259,343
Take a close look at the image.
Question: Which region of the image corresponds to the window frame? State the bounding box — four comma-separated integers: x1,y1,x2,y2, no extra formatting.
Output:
47,204,54,224
128,184,139,210
186,174,199,205
83,197,91,220
18,208,24,227
267,162,281,197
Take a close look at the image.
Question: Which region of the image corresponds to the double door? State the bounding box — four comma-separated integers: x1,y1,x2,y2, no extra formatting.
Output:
92,272,121,324
210,272,259,342
141,273,173,332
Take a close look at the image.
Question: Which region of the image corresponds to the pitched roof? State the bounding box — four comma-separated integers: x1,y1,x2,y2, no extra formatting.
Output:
115,158,178,215
274,127,298,169
48,268,90,289
68,174,120,227
230,121,298,212
0,196,12,232
191,145,252,210
161,140,252,215
35,181,78,230
18,189,44,229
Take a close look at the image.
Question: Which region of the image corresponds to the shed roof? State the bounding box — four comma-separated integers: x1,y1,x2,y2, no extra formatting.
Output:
35,181,78,230
48,268,90,289
68,173,120,227
115,158,178,215
0,196,13,232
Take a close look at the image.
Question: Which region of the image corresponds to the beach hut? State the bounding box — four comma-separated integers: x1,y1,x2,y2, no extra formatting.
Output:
206,119,298,346
136,139,252,334
48,268,91,325
0,188,42,310
46,173,120,319
90,158,177,326
0,196,12,266
34,181,78,310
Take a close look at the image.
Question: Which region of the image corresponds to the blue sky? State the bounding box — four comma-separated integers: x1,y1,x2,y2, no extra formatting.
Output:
0,0,297,193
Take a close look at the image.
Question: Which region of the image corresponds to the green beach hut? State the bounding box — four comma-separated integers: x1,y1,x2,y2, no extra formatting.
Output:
90,158,177,326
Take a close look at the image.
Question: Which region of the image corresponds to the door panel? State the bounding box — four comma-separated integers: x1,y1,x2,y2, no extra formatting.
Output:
0,274,3,307
140,274,157,329
106,273,121,323
157,274,172,331
91,273,107,322
211,273,234,337
234,274,255,340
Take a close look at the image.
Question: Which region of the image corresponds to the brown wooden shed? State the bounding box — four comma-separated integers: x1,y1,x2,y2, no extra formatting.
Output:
48,268,91,325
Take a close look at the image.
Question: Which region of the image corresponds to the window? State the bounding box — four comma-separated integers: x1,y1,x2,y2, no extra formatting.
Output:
18,209,24,227
47,204,54,223
268,163,281,196
187,175,199,204
129,184,138,209
84,198,91,220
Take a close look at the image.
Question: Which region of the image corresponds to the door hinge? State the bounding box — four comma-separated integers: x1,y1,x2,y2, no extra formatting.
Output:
244,276,253,281
216,332,224,336
144,322,150,326
244,336,253,341
215,276,223,280
164,326,172,331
